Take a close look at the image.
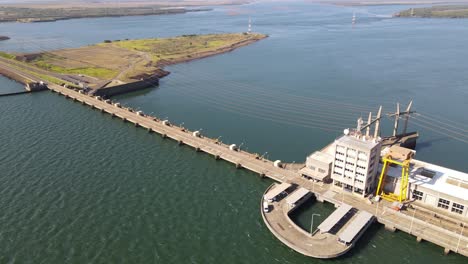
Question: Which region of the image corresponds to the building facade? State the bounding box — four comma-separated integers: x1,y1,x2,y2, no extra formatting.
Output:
300,151,334,182
331,132,382,197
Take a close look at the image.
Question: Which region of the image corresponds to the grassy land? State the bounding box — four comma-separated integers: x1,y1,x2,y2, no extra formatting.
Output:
32,55,117,79
1,33,267,87
0,52,15,60
0,55,77,87
109,33,266,64
396,5,468,18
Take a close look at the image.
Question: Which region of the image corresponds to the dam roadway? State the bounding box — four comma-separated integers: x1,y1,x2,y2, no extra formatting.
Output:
46,83,468,258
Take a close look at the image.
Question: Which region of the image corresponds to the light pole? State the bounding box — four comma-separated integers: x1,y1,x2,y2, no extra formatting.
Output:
310,213,321,235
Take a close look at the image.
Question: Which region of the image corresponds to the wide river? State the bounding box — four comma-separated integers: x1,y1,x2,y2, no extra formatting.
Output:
0,1,467,263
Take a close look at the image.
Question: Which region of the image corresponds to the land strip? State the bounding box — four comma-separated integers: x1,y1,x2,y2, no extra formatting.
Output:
0,6,210,23
0,33,267,94
395,5,468,17
318,0,468,6
0,0,249,23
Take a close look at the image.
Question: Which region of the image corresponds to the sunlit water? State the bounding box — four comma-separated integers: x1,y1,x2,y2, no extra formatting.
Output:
0,1,467,263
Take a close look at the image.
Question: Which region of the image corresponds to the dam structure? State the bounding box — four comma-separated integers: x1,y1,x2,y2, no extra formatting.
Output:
1,67,467,259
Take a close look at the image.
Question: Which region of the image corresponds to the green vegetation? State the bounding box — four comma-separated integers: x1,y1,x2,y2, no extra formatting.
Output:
0,51,16,60
396,6,468,18
32,56,117,79
109,33,267,64
0,33,266,89
1,58,76,87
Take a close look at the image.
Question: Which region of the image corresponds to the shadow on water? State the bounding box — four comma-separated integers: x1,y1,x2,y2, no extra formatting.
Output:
415,136,450,151
112,85,158,101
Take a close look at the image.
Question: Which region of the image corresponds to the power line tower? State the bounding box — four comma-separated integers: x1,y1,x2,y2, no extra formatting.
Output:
388,100,415,137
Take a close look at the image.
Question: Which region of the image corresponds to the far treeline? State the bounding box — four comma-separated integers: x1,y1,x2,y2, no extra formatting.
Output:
396,5,468,18
0,6,210,23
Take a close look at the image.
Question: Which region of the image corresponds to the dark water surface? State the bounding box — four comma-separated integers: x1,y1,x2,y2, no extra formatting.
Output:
0,1,467,263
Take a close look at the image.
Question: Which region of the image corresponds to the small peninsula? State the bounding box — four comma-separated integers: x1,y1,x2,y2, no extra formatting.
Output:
395,5,468,18
0,33,267,95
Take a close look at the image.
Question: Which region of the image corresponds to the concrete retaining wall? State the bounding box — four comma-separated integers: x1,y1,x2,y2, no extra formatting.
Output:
93,76,159,97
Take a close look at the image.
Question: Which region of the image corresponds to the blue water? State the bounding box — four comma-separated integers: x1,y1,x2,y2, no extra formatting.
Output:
0,1,467,263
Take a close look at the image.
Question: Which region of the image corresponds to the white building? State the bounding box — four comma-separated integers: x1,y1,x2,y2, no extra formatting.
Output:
300,150,334,182
331,131,382,197
381,158,468,218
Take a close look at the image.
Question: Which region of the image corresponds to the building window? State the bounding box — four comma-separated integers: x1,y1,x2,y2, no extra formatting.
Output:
318,168,326,173
412,190,423,201
452,203,464,215
309,166,316,171
437,198,450,210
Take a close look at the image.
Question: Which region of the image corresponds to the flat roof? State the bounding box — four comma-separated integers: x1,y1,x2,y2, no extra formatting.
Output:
318,204,353,233
339,211,373,244
381,158,468,201
308,151,334,164
264,182,291,201
286,187,310,205
335,135,380,151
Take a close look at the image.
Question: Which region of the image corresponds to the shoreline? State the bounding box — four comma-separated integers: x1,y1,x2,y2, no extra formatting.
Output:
0,8,211,24
156,35,268,68
0,34,268,96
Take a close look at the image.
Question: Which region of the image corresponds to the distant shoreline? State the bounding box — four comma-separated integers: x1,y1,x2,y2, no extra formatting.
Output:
0,7,211,24
394,5,468,17
0,36,10,41
318,0,468,6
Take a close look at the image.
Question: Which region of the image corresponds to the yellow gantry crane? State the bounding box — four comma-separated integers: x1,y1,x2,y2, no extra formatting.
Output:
375,154,411,202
